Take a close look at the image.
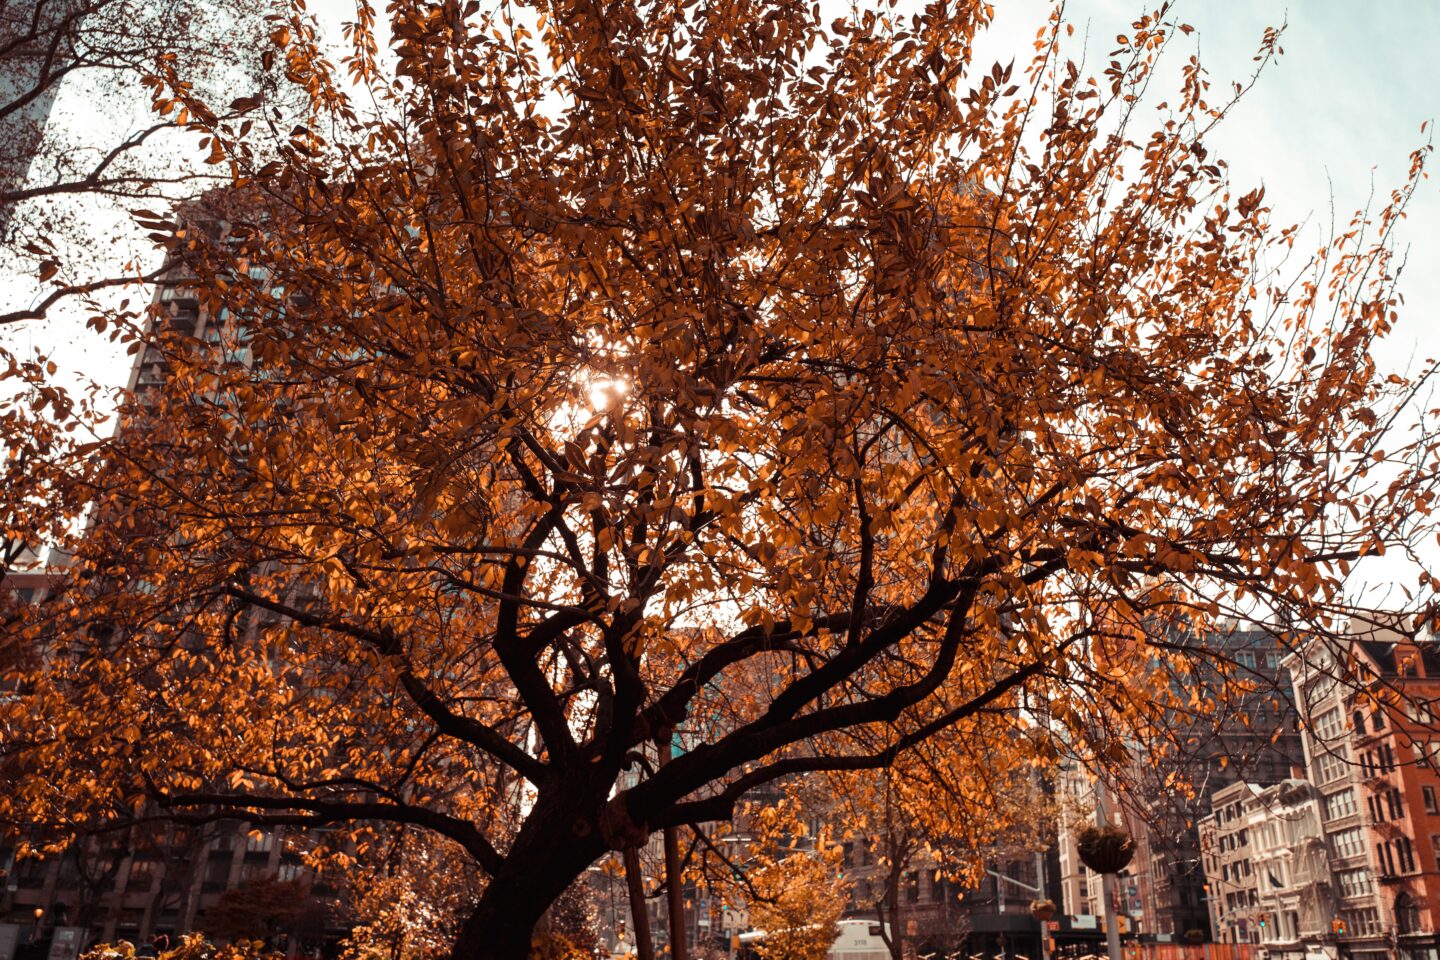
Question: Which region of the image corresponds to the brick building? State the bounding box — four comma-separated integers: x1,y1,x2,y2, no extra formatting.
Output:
1349,627,1440,960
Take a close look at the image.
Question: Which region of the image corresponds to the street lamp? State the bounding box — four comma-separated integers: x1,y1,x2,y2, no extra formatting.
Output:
32,906,44,940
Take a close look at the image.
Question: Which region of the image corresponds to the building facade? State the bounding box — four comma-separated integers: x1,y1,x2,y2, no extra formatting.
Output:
1110,625,1304,941
0,245,346,955
1286,633,1397,960
1200,782,1261,944
1248,779,1335,960
1350,631,1440,960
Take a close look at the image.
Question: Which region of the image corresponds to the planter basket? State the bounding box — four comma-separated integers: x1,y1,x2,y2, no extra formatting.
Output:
1076,824,1135,874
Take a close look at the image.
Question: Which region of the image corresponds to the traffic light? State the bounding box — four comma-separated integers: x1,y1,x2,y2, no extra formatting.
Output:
1258,913,1268,930
1332,918,1348,937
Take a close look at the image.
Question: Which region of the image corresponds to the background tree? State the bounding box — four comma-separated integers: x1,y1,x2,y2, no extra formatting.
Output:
741,797,848,960
339,830,485,960
3,1,1440,959
206,876,315,944
0,0,283,327
531,879,601,960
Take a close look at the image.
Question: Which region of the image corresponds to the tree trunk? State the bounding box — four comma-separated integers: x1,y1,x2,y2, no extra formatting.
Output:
663,825,686,960
660,739,687,960
448,828,605,960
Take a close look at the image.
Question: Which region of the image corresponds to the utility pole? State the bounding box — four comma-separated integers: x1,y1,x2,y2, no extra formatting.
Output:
624,846,656,960
1036,850,1053,960
988,866,1053,960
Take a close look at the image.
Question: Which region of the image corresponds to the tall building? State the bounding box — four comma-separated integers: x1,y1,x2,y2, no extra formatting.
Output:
0,0,84,235
1348,625,1440,960
1247,779,1334,960
1198,782,1261,944
0,231,348,953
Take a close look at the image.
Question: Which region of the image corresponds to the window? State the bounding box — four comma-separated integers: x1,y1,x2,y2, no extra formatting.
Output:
1329,828,1366,860
203,859,231,893
128,858,155,888
1314,707,1345,741
1425,786,1438,815
1337,869,1374,898
240,862,270,883
1432,834,1440,872
1388,788,1404,820
1342,908,1381,936
1325,789,1358,820
245,830,274,854
1398,835,1416,873
1379,843,1396,877
1397,893,1423,934
1314,747,1350,785
1236,651,1257,670
1383,744,1396,771
1373,710,1387,732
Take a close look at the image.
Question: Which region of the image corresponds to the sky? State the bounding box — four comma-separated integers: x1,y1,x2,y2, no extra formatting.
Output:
5,0,1440,600
7,0,1438,394
1004,0,1440,379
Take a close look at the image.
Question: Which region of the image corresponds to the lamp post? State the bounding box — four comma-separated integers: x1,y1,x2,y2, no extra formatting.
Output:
31,906,44,941
1079,782,1134,960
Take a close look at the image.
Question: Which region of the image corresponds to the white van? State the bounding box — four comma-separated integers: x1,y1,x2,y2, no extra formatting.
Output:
828,920,893,960
736,919,892,960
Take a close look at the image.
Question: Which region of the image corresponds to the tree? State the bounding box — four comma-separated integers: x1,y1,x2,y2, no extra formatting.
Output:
531,879,601,960
207,877,315,943
4,1,1440,959
738,796,848,960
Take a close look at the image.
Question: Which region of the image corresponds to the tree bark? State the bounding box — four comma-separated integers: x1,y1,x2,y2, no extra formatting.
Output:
664,824,686,960
448,817,606,960
660,738,688,960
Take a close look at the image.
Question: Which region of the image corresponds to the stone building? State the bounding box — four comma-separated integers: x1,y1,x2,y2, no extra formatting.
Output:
1108,624,1304,941
1247,779,1334,960
1199,782,1261,944
1285,633,1395,960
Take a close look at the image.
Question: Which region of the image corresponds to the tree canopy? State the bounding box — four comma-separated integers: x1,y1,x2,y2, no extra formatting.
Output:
3,0,1438,957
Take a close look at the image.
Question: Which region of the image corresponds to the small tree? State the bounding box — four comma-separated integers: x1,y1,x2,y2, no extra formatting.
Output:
745,800,848,960
207,877,314,943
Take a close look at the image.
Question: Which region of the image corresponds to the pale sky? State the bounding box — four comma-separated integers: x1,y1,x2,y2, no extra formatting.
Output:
7,1,1437,395
2,0,1436,601
1009,0,1440,378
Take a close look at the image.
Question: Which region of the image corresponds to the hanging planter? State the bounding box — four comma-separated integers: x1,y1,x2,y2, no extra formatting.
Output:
1031,899,1058,922
1076,824,1135,874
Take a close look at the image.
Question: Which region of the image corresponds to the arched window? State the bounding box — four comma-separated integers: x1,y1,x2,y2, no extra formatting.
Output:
1396,892,1423,935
